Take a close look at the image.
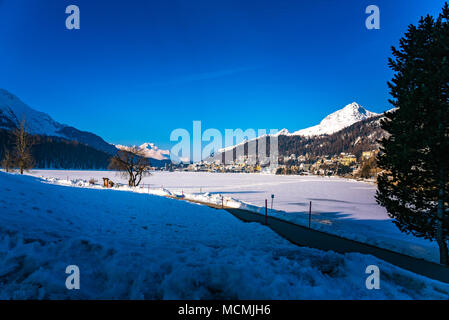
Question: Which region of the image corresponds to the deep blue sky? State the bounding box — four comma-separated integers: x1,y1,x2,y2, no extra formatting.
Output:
0,0,447,148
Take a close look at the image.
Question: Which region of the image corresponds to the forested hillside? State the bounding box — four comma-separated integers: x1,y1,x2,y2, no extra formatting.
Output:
217,114,387,162
278,114,386,159
0,129,111,169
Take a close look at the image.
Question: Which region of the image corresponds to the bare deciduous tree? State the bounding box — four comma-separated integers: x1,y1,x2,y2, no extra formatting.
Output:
13,120,35,174
1,150,14,172
109,147,151,187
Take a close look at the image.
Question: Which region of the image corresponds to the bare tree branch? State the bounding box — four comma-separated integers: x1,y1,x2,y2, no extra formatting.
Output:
108,146,151,187
13,119,35,174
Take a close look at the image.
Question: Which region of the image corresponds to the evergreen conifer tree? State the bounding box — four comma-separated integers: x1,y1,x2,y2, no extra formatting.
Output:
377,3,449,265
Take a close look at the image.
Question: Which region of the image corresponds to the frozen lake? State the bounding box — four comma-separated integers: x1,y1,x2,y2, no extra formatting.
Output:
28,170,439,263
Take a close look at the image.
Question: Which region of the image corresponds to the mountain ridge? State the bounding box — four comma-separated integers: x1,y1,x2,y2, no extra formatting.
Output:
275,102,379,137
0,89,118,154
215,102,381,159
116,142,170,161
213,103,388,163
290,102,379,136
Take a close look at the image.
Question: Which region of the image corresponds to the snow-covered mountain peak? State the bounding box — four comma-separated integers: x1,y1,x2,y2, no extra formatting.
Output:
0,89,118,154
273,128,290,136
139,142,170,160
116,142,170,160
326,102,376,120
291,102,378,137
140,142,158,151
0,89,64,136
214,102,380,158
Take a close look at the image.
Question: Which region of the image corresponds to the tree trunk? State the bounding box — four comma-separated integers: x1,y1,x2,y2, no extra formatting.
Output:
129,173,136,187
437,238,448,266
437,170,448,266
135,172,142,187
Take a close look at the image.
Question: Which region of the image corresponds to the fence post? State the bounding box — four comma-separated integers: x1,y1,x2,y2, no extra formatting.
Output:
265,199,268,225
309,201,312,228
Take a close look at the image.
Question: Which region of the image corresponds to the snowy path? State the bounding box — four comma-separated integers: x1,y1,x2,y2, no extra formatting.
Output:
225,208,449,284
28,170,440,263
1,172,449,299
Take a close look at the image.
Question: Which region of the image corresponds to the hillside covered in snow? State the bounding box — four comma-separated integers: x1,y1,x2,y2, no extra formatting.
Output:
214,103,386,162
0,89,117,155
0,89,173,168
1,171,448,299
290,102,379,137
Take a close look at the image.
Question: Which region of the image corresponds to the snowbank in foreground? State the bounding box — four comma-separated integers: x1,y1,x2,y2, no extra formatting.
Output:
1,172,448,299
31,170,439,263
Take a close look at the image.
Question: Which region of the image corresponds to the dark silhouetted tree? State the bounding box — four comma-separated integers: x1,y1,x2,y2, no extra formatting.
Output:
13,120,34,174
1,150,13,172
109,146,151,187
376,3,449,265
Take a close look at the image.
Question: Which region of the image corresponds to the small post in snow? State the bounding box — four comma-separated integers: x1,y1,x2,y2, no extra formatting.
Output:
271,194,274,211
308,201,312,229
265,199,268,225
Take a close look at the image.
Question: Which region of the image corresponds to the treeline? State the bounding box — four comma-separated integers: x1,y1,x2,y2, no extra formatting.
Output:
0,129,112,169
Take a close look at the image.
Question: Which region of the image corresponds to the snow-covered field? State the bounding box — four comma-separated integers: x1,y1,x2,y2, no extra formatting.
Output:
28,170,439,264
1,171,449,299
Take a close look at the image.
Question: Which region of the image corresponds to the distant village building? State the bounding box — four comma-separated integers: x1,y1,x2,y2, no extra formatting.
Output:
339,155,357,166
362,150,378,160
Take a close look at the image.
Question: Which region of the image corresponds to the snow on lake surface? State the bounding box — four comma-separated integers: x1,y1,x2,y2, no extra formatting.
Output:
28,170,439,263
1,171,449,299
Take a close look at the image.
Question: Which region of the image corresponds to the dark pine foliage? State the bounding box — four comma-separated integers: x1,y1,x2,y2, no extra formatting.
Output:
0,129,112,170
376,4,449,265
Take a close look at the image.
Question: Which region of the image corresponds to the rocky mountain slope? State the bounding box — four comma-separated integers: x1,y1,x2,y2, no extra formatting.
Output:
0,89,117,154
